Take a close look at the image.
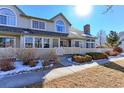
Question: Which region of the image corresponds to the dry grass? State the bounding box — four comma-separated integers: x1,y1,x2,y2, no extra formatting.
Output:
26,59,124,88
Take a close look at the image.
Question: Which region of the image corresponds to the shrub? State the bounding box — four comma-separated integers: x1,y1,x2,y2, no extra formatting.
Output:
42,51,59,66
85,55,92,62
109,51,119,56
104,47,122,56
104,51,110,56
72,55,78,61
72,55,92,63
80,56,85,63
0,49,16,71
0,58,16,71
16,49,37,67
86,52,108,60
113,47,123,53
28,60,37,67
73,56,82,63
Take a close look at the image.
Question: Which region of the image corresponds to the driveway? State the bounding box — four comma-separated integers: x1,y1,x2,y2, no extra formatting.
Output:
0,70,49,88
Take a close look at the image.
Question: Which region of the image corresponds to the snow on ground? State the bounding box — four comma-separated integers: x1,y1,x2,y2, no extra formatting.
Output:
0,60,43,78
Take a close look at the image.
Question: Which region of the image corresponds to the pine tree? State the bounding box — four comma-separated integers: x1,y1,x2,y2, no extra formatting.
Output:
106,31,120,48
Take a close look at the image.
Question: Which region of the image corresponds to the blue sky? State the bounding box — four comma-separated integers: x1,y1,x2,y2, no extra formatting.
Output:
18,5,124,36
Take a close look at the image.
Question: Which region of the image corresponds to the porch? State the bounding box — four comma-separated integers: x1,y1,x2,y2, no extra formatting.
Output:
0,35,96,48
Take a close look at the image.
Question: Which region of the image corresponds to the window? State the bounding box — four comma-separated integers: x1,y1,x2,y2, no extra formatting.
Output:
91,43,95,48
86,43,90,48
44,38,50,48
25,37,33,48
35,38,42,48
86,39,95,48
53,39,58,47
32,20,45,30
0,8,16,26
75,41,80,47
0,37,15,48
56,20,65,32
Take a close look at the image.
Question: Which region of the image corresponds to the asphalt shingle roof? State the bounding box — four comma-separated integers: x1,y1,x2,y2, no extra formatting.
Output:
68,27,96,39
0,26,68,37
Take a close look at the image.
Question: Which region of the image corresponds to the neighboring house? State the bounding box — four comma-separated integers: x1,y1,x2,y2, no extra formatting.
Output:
0,5,96,48
119,32,124,50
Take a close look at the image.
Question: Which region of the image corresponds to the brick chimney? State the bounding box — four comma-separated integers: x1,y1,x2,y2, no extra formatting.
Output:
84,24,90,35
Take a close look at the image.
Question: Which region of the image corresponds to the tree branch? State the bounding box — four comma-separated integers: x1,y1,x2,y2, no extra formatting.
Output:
102,5,113,14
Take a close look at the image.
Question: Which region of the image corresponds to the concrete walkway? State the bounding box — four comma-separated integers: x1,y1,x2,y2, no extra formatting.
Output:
0,56,124,88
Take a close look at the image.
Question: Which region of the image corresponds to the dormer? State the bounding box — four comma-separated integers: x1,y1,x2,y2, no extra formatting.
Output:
50,13,71,33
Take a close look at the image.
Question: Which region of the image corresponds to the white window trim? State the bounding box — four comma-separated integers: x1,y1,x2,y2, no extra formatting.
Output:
74,40,80,47
24,36,60,48
31,19,46,30
0,36,16,48
24,36,34,48
0,7,17,27
52,38,59,48
34,37,42,48
55,19,66,33
86,39,95,48
43,37,51,48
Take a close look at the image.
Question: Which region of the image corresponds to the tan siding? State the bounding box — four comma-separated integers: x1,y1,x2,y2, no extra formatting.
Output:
51,15,70,33
0,5,70,33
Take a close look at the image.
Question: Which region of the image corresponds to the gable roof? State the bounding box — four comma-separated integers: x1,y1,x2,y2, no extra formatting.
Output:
14,5,26,15
15,6,71,24
50,13,72,26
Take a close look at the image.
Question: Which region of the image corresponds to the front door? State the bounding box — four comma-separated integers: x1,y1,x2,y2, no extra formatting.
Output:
60,40,68,47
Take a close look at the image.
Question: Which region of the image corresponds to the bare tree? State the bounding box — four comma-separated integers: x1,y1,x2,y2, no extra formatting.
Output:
102,5,113,14
97,30,107,47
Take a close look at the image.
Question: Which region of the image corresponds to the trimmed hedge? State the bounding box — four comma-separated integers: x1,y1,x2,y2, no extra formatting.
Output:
72,55,92,63
86,52,108,60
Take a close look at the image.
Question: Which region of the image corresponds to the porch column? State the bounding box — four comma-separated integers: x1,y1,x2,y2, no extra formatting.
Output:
42,37,44,48
58,38,60,47
50,38,53,48
20,35,24,48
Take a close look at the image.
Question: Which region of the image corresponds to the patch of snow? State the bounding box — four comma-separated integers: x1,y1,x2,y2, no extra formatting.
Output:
67,55,124,68
0,60,43,78
44,64,54,68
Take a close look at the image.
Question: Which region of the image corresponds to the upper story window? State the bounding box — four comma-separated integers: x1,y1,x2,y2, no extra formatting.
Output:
0,8,16,26
32,20,45,30
56,20,65,32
